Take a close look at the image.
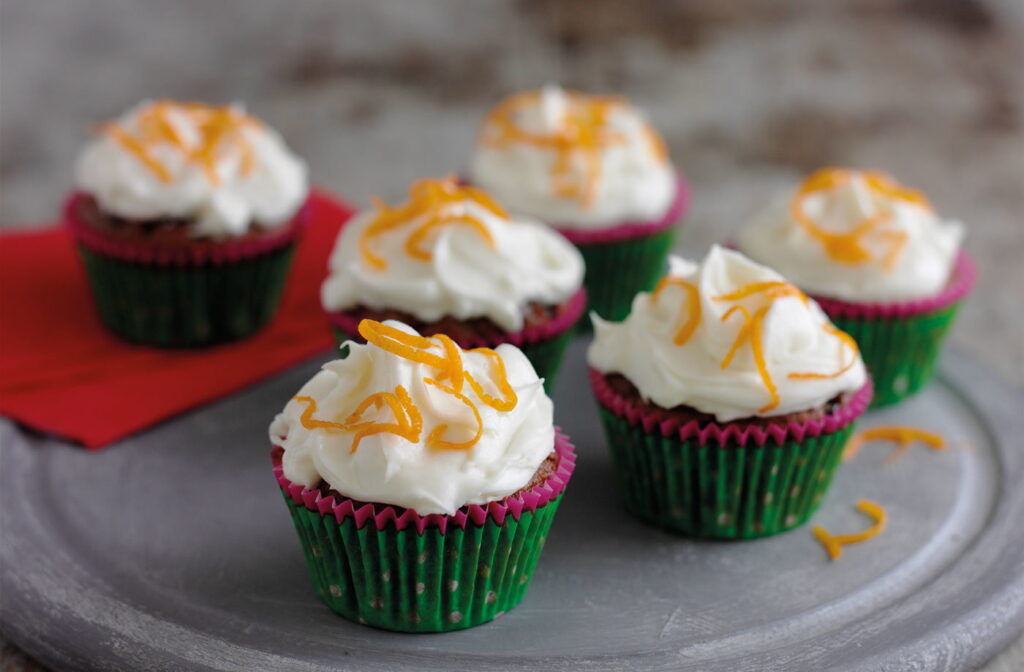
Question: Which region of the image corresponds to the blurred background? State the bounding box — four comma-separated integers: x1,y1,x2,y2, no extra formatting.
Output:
1,0,1022,668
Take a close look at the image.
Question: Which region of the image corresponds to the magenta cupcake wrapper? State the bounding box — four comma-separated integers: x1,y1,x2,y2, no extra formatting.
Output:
64,191,311,266
554,176,690,246
811,251,976,320
272,428,577,534
590,368,873,448
327,287,587,351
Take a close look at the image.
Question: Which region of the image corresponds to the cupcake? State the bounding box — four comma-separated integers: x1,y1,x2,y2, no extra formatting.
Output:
469,85,689,323
270,318,576,632
737,168,975,406
66,99,309,346
321,176,585,392
588,246,871,539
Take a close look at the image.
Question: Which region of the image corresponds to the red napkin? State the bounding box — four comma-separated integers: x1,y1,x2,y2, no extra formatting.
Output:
0,189,354,448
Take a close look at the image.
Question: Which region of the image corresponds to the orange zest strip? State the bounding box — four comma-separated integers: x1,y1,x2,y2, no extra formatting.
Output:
719,304,752,371
404,215,495,262
843,426,946,462
358,319,449,371
343,387,420,454
789,167,929,270
292,396,350,433
480,90,651,207
789,324,861,380
812,500,887,561
748,307,780,414
465,348,518,412
294,386,423,454
102,100,259,185
359,177,502,270
712,281,791,303
432,334,465,393
104,125,174,183
297,319,520,454
423,378,483,450
652,278,701,346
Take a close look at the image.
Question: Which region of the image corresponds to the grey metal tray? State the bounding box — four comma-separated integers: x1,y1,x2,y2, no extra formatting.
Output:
2,341,1022,672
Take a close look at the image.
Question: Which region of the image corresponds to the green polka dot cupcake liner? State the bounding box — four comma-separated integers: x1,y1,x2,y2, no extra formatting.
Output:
559,177,689,325
65,192,307,348
813,252,975,408
271,430,576,632
590,369,872,539
327,289,587,395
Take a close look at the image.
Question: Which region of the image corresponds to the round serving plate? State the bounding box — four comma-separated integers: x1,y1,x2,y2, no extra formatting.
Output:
1,342,1022,672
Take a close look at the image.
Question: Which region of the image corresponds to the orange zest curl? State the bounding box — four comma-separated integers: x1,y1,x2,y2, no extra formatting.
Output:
652,277,701,346
465,348,518,412
423,378,483,450
713,282,811,414
843,426,946,462
404,215,495,262
359,176,501,270
788,324,860,381
292,386,423,454
358,319,449,371
812,500,887,561
102,100,260,186
481,90,664,208
315,319,522,453
789,168,931,271
292,396,349,433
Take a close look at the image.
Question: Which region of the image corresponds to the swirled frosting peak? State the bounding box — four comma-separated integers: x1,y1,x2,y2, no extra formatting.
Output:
588,246,867,421
470,85,676,229
270,319,555,515
320,176,584,331
737,168,964,301
75,100,309,238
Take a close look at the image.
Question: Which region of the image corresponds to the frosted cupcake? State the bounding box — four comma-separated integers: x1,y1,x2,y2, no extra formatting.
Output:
737,168,975,406
321,176,585,391
470,86,689,322
588,246,871,538
271,318,576,631
67,99,309,346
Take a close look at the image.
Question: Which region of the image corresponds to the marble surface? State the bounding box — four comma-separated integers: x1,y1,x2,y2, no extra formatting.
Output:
1,0,1022,669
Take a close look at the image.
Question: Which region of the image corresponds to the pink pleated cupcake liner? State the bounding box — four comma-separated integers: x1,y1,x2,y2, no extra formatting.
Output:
554,176,690,246
811,251,976,321
328,287,587,350
272,428,577,533
590,368,873,448
64,191,311,267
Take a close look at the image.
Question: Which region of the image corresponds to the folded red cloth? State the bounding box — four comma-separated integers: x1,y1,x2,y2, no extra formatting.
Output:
0,189,353,448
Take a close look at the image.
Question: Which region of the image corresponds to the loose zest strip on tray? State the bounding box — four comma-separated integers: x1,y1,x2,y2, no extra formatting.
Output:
789,168,930,271
293,319,518,454
360,176,502,270
843,426,947,462
812,500,887,561
480,90,667,207
102,101,261,186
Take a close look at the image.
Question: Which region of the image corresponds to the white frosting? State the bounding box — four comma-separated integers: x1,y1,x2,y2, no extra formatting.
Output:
74,100,309,238
588,246,867,421
270,321,555,516
320,181,584,332
470,85,676,229
737,170,964,301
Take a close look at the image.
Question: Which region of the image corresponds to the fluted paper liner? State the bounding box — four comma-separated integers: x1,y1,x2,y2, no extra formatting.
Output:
66,192,309,346
328,288,586,392
273,429,577,632
591,369,871,538
813,252,975,406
